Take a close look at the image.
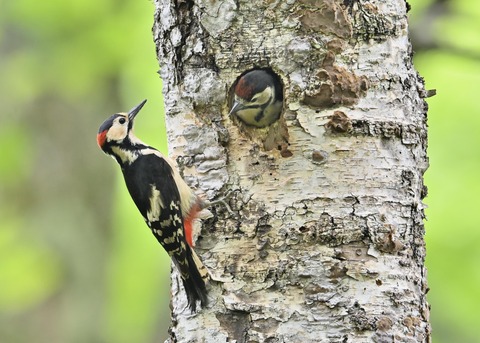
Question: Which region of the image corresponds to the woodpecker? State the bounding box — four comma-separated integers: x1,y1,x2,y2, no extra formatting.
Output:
230,69,283,128
97,100,208,312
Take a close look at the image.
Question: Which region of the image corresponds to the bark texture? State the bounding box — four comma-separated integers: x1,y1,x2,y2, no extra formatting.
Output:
153,0,430,342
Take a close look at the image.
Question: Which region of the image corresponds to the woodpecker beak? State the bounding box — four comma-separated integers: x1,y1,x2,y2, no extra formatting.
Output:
229,101,245,115
128,99,147,121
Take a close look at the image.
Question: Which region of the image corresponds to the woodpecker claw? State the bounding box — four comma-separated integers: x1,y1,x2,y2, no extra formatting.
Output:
208,198,235,216
204,190,236,217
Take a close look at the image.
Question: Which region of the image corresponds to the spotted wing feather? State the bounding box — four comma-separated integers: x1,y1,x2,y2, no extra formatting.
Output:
121,152,208,311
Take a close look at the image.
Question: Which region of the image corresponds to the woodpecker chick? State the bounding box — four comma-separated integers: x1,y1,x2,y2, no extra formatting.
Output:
230,69,283,128
97,100,208,312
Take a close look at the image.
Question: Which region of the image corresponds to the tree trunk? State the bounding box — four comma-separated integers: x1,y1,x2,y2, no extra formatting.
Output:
153,0,431,342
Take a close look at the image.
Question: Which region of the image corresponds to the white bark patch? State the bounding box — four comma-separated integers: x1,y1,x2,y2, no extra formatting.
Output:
196,0,237,38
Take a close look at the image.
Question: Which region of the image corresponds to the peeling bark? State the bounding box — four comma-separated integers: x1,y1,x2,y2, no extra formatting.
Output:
153,0,430,342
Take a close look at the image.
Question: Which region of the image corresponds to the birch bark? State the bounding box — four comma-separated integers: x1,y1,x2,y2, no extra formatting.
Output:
153,0,431,342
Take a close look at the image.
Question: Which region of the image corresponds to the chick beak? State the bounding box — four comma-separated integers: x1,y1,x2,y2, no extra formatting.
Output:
128,99,147,121
229,101,245,115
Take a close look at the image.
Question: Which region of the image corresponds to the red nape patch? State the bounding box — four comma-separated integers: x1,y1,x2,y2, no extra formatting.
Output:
97,130,107,149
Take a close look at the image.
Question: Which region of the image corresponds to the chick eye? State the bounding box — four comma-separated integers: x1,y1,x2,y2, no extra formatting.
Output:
118,117,126,124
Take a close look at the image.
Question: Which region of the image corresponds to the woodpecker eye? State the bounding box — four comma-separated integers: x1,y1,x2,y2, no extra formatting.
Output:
118,117,126,125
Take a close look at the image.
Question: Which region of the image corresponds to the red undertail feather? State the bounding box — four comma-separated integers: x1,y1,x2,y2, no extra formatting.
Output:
184,202,201,247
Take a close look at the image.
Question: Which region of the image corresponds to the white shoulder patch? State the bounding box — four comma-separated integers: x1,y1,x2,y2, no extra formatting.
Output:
147,185,164,223
111,146,138,164
141,148,196,216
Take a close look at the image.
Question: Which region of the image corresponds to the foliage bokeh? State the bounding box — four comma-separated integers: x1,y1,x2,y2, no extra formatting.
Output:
0,0,170,342
409,0,480,342
0,0,478,342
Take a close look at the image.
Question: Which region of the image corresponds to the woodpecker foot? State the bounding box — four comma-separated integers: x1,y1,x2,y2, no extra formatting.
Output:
205,190,236,217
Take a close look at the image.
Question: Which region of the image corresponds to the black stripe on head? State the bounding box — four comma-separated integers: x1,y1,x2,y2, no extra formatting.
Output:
98,114,122,134
128,118,134,132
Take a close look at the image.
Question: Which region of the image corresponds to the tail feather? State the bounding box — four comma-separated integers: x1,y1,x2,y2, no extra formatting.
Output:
176,246,209,312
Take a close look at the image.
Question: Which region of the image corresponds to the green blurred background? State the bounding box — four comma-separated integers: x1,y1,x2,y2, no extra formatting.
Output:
0,0,478,342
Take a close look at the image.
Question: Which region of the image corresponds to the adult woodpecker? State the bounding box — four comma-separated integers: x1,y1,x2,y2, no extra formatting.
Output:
230,69,283,128
97,100,208,311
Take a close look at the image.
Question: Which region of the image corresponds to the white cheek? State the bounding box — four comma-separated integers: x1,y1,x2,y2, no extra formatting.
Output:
254,87,273,105
107,125,127,142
